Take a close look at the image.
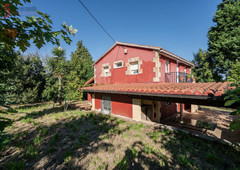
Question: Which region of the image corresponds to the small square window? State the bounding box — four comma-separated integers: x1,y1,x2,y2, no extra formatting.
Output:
130,61,139,74
114,61,123,68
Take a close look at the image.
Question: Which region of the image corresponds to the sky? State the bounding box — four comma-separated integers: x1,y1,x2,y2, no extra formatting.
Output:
23,0,222,62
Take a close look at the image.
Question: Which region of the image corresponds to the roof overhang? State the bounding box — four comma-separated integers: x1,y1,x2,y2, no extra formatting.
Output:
83,82,235,107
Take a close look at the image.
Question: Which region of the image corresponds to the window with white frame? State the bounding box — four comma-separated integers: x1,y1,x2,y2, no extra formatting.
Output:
114,61,123,68
165,61,170,73
104,66,110,77
130,61,139,74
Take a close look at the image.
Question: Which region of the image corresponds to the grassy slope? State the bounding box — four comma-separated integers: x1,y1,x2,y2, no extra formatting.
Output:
0,103,239,169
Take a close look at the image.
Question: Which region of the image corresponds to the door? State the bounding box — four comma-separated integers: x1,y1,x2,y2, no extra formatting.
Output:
101,95,111,114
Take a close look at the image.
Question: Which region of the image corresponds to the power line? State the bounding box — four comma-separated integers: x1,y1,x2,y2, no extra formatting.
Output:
77,0,116,43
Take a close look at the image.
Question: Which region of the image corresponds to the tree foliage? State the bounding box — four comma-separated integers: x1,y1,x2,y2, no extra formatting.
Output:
227,61,240,81
0,53,45,104
0,0,77,72
192,49,214,82
66,41,94,101
224,81,240,130
208,0,240,80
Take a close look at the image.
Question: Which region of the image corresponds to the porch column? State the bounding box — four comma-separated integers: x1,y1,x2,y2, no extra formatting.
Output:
180,103,183,123
91,93,95,110
132,98,141,121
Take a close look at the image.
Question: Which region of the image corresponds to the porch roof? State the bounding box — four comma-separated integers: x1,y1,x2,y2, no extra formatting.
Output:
83,82,234,107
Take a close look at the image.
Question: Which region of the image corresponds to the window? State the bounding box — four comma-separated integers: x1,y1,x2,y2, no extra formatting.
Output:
184,66,186,73
165,61,170,73
114,61,123,68
130,61,139,74
104,66,110,77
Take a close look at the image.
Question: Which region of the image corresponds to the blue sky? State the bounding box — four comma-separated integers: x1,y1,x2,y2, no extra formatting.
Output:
24,0,221,62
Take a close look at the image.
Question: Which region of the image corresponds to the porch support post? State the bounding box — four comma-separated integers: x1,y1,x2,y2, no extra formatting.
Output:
132,98,141,121
180,103,183,123
91,93,95,111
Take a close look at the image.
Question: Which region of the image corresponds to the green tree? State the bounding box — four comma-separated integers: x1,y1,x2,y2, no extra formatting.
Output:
47,47,69,104
192,49,214,82
208,0,240,80
224,81,240,130
0,53,46,104
66,41,94,101
227,61,240,81
0,0,77,106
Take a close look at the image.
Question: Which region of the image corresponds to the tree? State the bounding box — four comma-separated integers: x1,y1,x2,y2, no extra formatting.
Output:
227,61,240,81
0,0,77,106
208,0,240,80
0,53,46,104
192,49,215,82
66,41,94,101
224,81,240,130
47,47,68,104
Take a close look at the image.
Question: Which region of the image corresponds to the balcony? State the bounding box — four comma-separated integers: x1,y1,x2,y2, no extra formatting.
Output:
165,72,193,83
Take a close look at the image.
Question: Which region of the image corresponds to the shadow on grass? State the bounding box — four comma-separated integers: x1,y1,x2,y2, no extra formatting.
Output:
0,112,129,169
114,141,167,170
148,126,240,169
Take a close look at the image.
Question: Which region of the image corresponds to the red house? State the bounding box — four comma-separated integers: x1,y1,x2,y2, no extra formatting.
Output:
84,42,225,123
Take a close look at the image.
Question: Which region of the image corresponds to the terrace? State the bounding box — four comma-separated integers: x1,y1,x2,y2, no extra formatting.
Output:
165,72,193,83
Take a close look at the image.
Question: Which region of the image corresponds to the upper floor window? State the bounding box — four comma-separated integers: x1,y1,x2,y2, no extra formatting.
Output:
104,66,110,77
130,61,139,74
165,61,170,73
114,60,123,68
184,66,186,73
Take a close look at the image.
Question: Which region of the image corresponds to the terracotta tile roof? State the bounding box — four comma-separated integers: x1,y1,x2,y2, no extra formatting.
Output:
83,82,232,98
84,77,94,85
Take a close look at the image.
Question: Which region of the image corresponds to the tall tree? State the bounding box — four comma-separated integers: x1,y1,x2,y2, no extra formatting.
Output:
66,41,94,101
192,49,214,82
47,47,68,104
208,0,240,80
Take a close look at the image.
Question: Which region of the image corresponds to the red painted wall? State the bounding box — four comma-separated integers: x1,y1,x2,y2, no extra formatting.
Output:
160,102,177,120
111,94,132,118
95,45,192,85
94,93,132,118
95,93,101,110
95,46,155,85
87,93,92,102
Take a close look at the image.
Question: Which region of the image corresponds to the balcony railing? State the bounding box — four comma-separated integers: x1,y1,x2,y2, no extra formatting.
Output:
165,72,193,83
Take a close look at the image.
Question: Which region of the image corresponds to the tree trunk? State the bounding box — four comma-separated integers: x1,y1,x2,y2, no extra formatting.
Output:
58,75,62,105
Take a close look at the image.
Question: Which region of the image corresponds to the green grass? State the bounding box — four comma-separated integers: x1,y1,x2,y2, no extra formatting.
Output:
206,152,222,165
33,136,42,145
1,102,240,169
177,154,190,167
24,144,38,159
4,161,25,170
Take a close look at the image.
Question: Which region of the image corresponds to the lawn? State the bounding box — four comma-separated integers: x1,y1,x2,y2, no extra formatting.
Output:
0,102,239,169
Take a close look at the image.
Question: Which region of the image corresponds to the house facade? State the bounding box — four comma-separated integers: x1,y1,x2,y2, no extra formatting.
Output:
85,42,196,123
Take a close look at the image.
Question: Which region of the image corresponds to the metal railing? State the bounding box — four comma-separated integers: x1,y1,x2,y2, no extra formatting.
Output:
165,72,193,83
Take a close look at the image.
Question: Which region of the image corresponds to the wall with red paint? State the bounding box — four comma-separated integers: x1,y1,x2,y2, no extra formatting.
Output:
160,54,177,83
93,93,132,118
87,93,92,102
95,45,156,85
111,94,132,118
95,93,101,110
160,102,177,120
94,45,192,85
